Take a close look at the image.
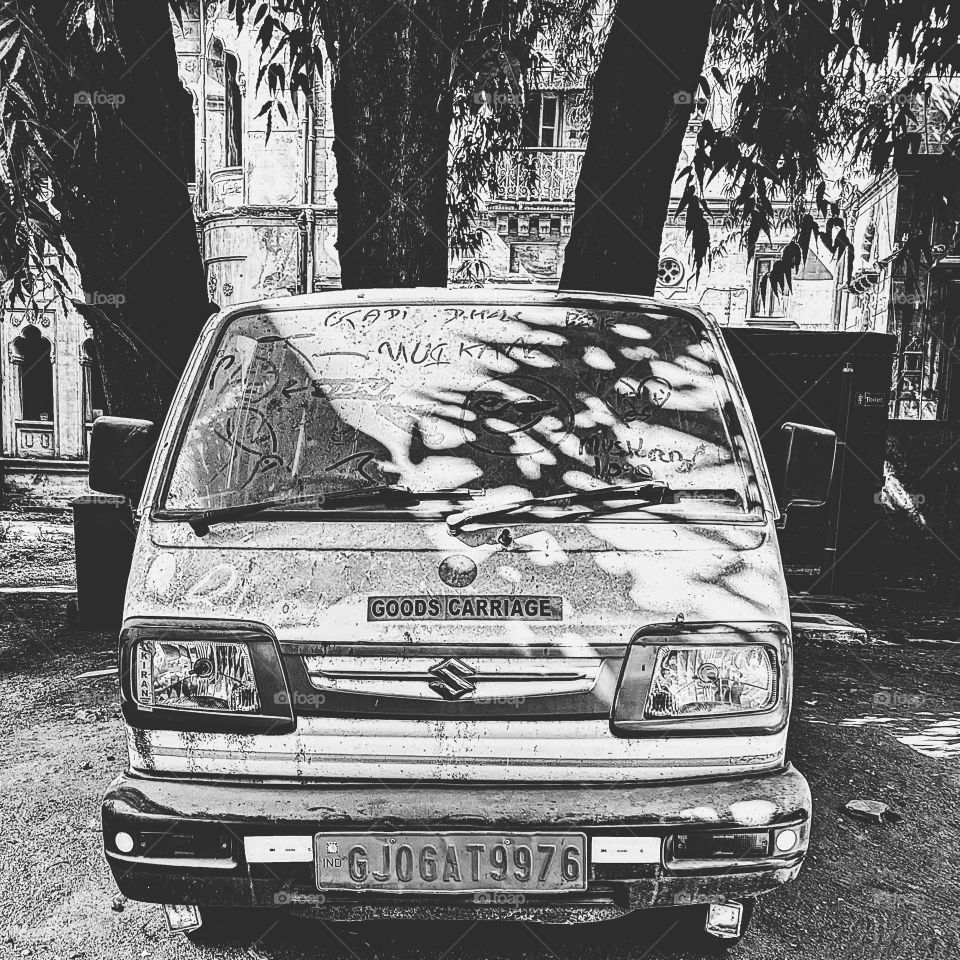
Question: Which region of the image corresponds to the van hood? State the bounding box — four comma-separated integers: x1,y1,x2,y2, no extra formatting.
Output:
123,516,791,782
127,517,788,645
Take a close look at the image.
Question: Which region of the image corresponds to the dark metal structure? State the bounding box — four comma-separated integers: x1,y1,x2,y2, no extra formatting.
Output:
723,329,896,585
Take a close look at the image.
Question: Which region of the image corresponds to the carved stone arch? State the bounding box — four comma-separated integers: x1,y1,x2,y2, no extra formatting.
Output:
223,48,243,167
206,34,244,169
11,324,55,422
177,77,198,183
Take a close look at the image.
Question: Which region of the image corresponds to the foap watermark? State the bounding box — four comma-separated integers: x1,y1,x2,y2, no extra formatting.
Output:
873,688,926,708
85,291,126,307
473,891,526,905
874,490,925,507
474,89,522,108
890,91,923,109
465,32,523,109
74,90,126,108
487,695,527,707
891,289,924,306
275,691,326,708
274,890,326,907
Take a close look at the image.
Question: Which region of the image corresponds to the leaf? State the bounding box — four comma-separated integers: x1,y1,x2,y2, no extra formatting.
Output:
267,62,286,96
0,25,20,63
683,193,711,276
290,71,311,107
256,13,274,51
797,214,818,260
815,181,827,218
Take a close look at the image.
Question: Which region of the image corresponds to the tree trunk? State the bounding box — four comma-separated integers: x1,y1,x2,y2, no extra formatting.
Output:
40,0,210,423
559,1,716,295
327,0,462,288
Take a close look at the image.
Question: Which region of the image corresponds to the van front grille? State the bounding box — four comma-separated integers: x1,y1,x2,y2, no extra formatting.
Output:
302,655,604,701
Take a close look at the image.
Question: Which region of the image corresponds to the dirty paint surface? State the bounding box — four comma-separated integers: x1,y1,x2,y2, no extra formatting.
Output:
124,291,792,783
125,517,789,780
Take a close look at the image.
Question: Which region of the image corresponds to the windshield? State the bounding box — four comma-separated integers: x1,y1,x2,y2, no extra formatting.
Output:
161,301,757,520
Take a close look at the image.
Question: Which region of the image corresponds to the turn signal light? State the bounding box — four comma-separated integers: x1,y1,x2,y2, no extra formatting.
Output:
672,831,770,860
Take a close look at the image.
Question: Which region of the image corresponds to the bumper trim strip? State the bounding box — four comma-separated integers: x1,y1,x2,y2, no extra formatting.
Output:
138,746,782,768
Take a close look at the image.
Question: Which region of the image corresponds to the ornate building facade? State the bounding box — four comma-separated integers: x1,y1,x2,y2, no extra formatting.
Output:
0,267,105,505
835,82,960,420
0,5,841,507
477,82,840,330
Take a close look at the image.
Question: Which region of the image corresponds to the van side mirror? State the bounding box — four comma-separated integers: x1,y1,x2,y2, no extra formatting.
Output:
780,422,837,511
89,416,157,500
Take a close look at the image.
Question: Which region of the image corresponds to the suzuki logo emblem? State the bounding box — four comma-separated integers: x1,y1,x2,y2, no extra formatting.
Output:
427,657,477,700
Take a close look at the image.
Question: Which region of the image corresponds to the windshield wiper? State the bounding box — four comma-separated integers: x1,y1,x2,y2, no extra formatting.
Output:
185,486,470,536
445,481,678,534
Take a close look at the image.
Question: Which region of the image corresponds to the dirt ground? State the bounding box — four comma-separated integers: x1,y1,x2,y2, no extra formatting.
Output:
0,516,76,588
0,574,958,959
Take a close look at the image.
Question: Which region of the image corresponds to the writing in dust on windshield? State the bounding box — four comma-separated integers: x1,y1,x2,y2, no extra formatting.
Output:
367,596,563,621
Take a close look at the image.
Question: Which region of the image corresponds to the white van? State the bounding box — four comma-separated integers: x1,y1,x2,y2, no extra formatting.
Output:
92,290,833,947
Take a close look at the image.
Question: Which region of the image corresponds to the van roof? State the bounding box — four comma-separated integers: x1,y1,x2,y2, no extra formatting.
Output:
213,286,707,321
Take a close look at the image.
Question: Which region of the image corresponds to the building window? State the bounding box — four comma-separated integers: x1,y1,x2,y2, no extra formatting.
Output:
225,52,243,167
207,36,223,81
751,256,788,317
658,257,685,286
177,82,197,184
539,94,559,147
12,325,54,422
523,92,563,147
81,339,107,424
207,39,243,169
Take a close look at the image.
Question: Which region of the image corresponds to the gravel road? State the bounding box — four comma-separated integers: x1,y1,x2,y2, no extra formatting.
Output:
1,590,958,960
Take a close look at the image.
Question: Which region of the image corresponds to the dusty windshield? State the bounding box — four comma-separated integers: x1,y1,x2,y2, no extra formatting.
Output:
162,301,755,520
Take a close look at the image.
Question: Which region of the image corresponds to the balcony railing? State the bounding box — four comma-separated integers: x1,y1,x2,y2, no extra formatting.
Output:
494,148,584,204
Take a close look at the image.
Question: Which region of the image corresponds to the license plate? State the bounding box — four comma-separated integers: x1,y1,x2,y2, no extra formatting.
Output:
315,832,588,894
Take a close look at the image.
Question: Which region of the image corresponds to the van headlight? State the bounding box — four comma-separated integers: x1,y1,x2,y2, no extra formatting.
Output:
120,620,294,733
611,624,789,736
645,645,777,718
134,639,261,712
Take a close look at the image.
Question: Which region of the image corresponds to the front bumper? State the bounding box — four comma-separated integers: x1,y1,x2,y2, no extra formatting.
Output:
102,765,811,922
